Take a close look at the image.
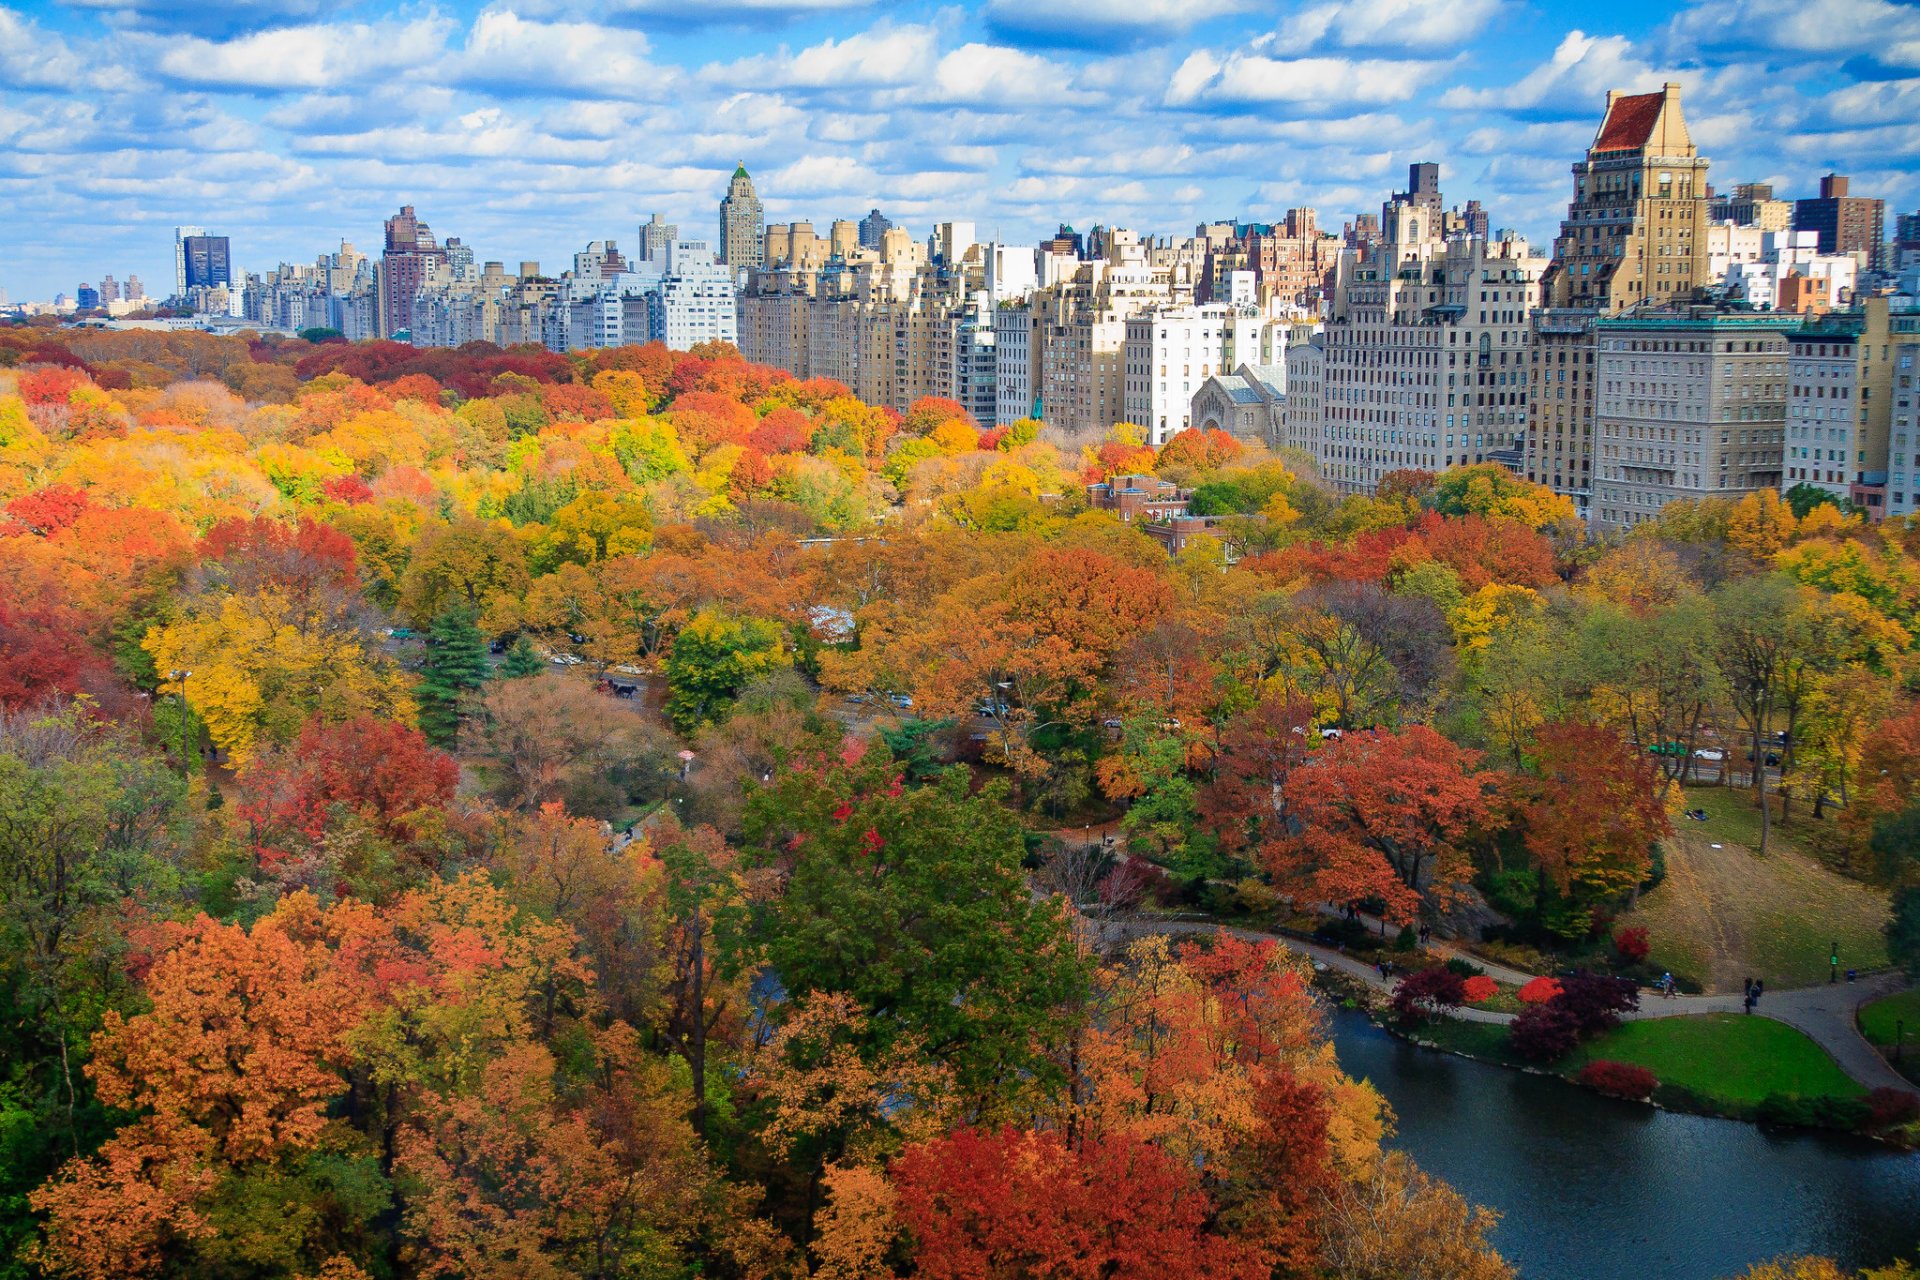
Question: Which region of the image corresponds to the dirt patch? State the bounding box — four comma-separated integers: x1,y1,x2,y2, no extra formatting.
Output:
1624,822,1890,993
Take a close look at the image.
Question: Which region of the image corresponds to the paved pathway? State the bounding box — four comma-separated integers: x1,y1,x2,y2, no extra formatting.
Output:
1092,912,1917,1093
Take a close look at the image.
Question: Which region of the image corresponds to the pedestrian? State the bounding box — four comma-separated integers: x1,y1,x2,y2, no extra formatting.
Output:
1743,976,1753,998
1744,993,1755,1015
1754,979,1764,1001
1661,972,1676,999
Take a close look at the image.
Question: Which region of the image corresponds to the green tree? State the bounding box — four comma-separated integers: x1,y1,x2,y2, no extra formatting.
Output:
663,610,790,733
1783,482,1846,520
501,636,546,679
1888,887,1920,982
416,606,490,747
738,753,1086,1109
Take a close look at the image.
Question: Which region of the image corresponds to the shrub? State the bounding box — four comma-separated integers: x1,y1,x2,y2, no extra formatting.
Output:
1612,925,1652,964
1394,925,1418,952
1555,973,1640,1036
1516,976,1562,1005
1391,967,1468,1024
1460,975,1499,1004
1313,918,1373,951
1576,1060,1657,1100
1509,1003,1581,1061
1866,1087,1920,1132
1444,957,1484,979
1756,1093,1871,1132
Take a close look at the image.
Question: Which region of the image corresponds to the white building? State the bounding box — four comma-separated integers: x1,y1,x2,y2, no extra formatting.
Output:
646,240,736,350
1123,303,1270,444
1322,203,1547,494
993,304,1037,424
1283,335,1325,458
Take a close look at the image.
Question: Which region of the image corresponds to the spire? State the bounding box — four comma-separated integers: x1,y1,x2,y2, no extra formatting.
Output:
733,161,750,180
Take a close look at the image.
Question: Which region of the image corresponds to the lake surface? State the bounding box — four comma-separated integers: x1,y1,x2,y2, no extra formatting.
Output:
1328,1007,1920,1279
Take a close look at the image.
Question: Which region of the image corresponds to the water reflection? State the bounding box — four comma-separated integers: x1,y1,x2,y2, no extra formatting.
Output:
1328,1007,1920,1279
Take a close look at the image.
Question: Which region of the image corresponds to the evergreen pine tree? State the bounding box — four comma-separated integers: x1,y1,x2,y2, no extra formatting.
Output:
418,606,491,746
501,636,546,679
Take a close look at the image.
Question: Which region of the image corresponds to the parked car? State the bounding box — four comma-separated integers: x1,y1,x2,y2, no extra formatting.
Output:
1693,748,1725,761
887,693,913,709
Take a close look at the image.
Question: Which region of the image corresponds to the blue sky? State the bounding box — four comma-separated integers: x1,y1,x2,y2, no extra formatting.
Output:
3,0,1918,302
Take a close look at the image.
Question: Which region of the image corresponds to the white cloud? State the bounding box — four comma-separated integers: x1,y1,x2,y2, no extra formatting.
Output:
1440,31,1664,115
1280,0,1505,53
148,17,455,91
1664,0,1920,69
439,11,676,100
1167,50,1451,108
62,0,331,36
709,24,938,90
984,0,1256,42
0,8,123,90
926,43,1080,106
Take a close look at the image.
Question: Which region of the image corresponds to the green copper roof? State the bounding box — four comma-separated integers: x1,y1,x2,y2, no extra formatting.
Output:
733,163,750,179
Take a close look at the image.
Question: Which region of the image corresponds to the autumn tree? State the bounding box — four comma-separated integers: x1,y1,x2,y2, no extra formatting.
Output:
1270,727,1495,924
1315,1153,1513,1280
738,751,1086,1107
467,671,675,815
890,1127,1266,1280
1514,722,1670,936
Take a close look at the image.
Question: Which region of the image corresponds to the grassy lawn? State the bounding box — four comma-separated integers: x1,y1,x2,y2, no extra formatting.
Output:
1571,1015,1863,1106
1858,988,1920,1049
1619,787,1889,992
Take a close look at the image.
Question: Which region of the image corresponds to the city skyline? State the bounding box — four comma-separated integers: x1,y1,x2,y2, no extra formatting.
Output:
5,0,1919,300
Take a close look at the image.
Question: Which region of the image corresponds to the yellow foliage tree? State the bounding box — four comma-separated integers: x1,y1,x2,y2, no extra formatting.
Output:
143,588,416,764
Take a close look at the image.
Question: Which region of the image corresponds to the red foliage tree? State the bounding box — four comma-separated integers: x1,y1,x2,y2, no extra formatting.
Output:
4,484,92,537
237,715,458,889
891,1127,1264,1280
1269,726,1495,924
1390,967,1467,1024
18,366,88,407
748,406,814,455
199,515,359,598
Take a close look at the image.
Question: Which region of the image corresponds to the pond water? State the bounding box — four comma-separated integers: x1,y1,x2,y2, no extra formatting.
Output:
1329,1007,1920,1279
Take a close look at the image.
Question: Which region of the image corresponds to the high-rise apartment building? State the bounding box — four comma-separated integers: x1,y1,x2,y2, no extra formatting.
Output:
1794,174,1886,272
638,213,677,262
1785,298,1893,513
173,225,206,296
1319,198,1546,494
1543,83,1712,312
1527,83,1712,516
182,234,233,291
1590,312,1792,530
1711,182,1793,232
377,205,446,339
1887,317,1920,518
720,164,765,270
858,209,892,251
1123,304,1269,444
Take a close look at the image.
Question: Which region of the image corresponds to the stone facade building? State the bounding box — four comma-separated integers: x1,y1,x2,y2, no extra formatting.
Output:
1591,311,1793,530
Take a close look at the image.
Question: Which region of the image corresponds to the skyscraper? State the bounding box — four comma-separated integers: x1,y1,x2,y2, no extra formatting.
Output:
173,225,205,296
858,208,892,250
1542,83,1712,312
719,164,764,270
1794,174,1886,272
1526,83,1712,517
377,204,447,339
182,234,233,291
638,213,677,262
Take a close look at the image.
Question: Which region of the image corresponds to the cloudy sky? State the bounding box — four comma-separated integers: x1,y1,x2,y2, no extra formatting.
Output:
3,0,1918,302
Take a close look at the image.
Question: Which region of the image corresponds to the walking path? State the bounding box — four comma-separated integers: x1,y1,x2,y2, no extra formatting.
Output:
1092,912,1918,1094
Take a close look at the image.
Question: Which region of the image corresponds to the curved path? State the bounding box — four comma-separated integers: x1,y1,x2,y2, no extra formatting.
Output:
1091,912,1917,1094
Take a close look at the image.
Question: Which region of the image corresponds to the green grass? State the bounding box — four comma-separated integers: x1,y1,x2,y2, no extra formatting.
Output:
1859,989,1920,1049
1621,786,1889,991
1401,1016,1523,1063
1681,784,1798,854
1571,1015,1863,1106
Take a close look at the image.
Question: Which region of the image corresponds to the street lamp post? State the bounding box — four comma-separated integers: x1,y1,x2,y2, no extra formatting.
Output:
166,669,192,782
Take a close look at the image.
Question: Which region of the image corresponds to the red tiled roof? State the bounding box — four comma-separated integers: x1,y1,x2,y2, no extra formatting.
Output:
1594,91,1664,151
